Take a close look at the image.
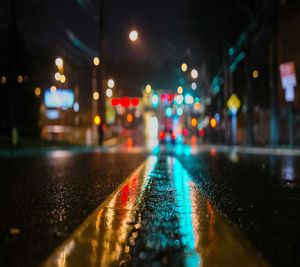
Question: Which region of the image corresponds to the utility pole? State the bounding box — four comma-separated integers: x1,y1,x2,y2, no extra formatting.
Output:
98,0,106,145
269,0,280,146
244,59,254,145
10,0,18,146
223,49,229,144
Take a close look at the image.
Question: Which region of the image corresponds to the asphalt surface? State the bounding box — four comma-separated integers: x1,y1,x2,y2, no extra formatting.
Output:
2,144,300,267
175,148,300,267
0,150,147,267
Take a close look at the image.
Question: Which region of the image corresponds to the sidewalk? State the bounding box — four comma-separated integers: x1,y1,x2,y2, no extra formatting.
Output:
0,136,125,158
196,144,300,156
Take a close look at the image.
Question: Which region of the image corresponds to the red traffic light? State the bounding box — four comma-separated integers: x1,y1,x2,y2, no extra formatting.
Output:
121,97,130,107
131,98,139,106
111,98,119,106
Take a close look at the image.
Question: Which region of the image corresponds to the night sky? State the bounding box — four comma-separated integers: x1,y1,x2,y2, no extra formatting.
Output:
45,0,190,65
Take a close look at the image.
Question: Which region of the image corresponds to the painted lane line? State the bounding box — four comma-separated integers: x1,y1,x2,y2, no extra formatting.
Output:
41,156,157,267
42,155,270,267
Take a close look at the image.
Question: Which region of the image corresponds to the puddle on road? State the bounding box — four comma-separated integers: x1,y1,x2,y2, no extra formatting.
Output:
42,156,269,267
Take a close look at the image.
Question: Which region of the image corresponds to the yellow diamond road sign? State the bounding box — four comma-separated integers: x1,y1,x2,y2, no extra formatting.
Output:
227,93,241,111
227,94,241,111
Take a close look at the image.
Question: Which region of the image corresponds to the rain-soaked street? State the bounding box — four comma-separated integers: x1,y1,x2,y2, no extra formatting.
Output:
2,144,300,267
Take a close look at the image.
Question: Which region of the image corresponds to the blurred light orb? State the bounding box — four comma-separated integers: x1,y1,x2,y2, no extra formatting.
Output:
17,75,23,83
73,102,79,112
94,115,101,125
106,88,113,97
129,30,138,42
151,94,159,107
210,118,217,128
177,86,183,94
191,118,198,127
175,94,184,105
93,91,99,100
34,87,41,96
185,94,194,104
54,72,61,81
107,79,115,88
60,74,66,83
194,102,201,111
253,70,259,79
191,82,197,90
50,85,57,93
177,107,183,116
93,57,100,66
181,63,188,72
127,113,133,123
191,69,198,79
1,76,6,84
145,84,152,94
55,58,63,69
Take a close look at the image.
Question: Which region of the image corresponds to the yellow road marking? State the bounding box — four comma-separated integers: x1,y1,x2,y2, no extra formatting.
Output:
41,156,270,267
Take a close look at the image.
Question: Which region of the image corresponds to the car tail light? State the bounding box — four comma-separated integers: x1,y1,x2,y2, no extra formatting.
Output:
159,131,165,139
171,133,176,140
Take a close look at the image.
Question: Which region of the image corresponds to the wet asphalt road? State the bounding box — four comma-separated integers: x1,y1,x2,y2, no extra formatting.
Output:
0,150,147,267
1,145,300,267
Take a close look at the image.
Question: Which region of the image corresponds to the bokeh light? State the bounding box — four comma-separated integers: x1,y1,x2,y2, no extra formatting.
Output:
93,57,100,66
93,91,99,100
129,30,138,42
107,79,115,88
181,63,188,72
191,69,198,79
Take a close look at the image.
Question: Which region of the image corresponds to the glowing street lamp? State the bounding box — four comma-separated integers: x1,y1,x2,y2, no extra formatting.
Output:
54,72,61,81
129,30,138,42
55,57,63,69
34,87,41,97
177,86,183,94
107,79,115,88
60,74,66,83
93,91,100,100
93,57,100,66
181,63,188,72
191,69,198,79
145,84,152,94
106,88,113,97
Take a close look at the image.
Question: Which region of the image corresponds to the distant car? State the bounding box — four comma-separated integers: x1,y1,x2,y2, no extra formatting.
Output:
159,130,176,144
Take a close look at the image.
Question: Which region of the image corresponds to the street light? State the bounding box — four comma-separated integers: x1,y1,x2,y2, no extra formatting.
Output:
191,82,197,90
107,79,115,88
106,88,113,97
181,63,188,72
60,74,66,83
93,57,100,66
54,72,61,81
34,87,41,97
177,86,183,94
191,69,198,79
93,91,100,100
145,84,152,94
55,58,63,69
129,30,138,42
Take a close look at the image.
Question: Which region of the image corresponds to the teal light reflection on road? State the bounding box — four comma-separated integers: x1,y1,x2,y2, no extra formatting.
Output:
171,157,200,266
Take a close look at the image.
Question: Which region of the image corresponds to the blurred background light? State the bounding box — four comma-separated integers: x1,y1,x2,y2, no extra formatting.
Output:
107,79,115,88
106,88,113,97
145,84,152,94
93,57,100,66
93,91,99,100
181,63,188,72
191,69,198,79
